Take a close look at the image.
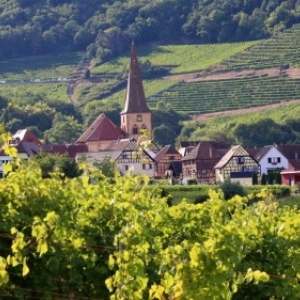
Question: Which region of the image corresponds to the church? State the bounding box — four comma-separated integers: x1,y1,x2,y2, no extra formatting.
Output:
75,43,157,176
76,43,152,151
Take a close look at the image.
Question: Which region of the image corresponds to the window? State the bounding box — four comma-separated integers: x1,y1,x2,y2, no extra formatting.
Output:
201,169,207,175
142,163,152,170
122,154,128,159
268,157,281,164
137,114,142,122
132,125,138,134
236,157,245,164
240,166,248,172
122,165,129,171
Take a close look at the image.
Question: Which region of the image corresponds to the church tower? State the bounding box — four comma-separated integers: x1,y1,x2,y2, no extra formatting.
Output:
120,43,152,140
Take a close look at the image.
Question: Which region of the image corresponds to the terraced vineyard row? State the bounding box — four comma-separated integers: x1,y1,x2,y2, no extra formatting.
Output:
220,24,300,71
147,76,300,114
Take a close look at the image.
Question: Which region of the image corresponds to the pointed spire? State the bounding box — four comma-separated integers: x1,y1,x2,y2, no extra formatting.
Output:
121,43,150,113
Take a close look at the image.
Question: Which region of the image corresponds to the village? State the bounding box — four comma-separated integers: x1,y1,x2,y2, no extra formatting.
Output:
2,43,300,187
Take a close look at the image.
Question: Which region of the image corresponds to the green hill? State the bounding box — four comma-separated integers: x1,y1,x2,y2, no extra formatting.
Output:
92,42,258,75
146,76,300,114
220,24,300,71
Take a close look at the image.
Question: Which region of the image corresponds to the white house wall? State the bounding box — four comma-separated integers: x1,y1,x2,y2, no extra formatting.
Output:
76,152,155,177
259,147,289,175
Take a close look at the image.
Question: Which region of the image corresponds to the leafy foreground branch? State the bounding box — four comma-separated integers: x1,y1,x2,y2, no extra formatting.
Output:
0,158,300,299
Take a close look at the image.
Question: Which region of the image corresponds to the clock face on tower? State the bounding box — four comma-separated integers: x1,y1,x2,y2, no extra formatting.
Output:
137,114,142,122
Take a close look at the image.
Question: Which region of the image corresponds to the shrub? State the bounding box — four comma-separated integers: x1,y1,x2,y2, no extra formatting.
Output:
194,194,209,204
187,179,198,185
218,180,247,200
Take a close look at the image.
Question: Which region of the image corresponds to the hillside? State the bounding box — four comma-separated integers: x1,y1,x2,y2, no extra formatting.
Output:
0,0,299,61
1,2,300,146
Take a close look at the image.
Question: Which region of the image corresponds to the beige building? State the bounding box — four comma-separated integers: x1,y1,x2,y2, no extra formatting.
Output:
214,145,260,185
76,139,155,177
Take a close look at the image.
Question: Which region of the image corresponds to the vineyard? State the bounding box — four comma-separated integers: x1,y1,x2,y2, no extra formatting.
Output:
92,42,258,76
220,24,300,71
147,76,300,114
97,79,181,107
0,149,300,299
0,83,70,106
0,52,82,81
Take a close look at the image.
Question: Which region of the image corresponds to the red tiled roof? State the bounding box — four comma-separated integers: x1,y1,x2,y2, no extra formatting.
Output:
154,145,181,163
277,144,300,160
42,143,88,158
287,159,300,170
182,142,226,161
12,129,43,146
76,114,126,143
16,142,40,156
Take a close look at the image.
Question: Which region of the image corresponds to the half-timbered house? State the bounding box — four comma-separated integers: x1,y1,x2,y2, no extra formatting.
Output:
76,139,155,177
214,145,260,185
154,145,181,178
181,141,229,184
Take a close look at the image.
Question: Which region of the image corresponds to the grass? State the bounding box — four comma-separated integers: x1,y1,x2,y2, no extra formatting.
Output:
92,42,259,75
74,79,121,107
0,52,83,80
0,83,70,106
278,195,300,208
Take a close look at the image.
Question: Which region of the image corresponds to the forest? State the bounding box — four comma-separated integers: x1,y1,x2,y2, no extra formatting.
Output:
0,0,300,61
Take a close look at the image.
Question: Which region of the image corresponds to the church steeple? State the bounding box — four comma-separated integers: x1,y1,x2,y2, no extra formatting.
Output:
120,43,152,139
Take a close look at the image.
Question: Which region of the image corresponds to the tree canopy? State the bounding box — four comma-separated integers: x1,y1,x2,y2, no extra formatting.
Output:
0,0,299,60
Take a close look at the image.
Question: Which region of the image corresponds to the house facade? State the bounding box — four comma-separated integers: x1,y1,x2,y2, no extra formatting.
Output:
181,141,230,184
281,160,300,186
76,139,155,177
252,145,289,175
214,145,260,185
154,145,181,178
0,140,41,178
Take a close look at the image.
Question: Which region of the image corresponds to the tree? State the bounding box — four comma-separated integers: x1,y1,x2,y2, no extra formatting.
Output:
31,151,82,178
261,173,267,185
152,124,176,147
218,179,248,200
85,68,91,79
43,116,83,143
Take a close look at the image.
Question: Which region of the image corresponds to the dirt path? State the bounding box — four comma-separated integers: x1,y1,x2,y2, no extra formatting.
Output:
164,67,300,82
190,99,300,122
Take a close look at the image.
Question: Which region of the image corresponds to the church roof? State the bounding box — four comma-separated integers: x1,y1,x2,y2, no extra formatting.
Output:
121,43,150,114
76,114,126,143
